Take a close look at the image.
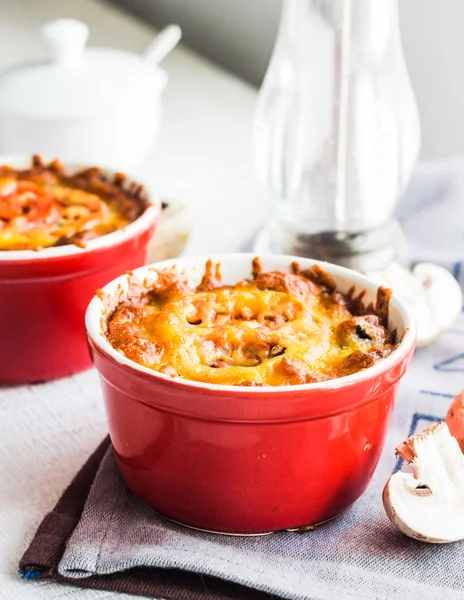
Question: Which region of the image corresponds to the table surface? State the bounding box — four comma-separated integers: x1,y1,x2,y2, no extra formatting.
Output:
0,1,269,599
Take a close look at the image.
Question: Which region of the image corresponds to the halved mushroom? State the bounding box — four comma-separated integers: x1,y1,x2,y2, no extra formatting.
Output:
383,421,464,543
446,391,464,453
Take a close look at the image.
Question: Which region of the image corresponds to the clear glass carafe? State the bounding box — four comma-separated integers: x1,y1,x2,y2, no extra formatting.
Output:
254,0,420,270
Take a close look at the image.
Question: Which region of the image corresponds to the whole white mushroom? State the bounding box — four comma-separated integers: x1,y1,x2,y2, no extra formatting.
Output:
367,262,462,347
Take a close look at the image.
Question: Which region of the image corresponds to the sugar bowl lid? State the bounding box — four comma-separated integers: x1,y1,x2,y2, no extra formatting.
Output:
0,19,169,119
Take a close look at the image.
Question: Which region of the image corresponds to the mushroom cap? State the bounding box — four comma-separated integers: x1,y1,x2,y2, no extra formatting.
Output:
383,422,464,543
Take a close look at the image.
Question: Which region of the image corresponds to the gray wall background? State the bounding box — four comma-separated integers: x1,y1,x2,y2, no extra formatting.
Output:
110,0,464,160
110,0,281,87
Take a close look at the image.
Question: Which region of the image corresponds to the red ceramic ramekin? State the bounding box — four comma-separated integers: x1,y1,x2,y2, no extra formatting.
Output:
86,254,416,535
0,157,160,383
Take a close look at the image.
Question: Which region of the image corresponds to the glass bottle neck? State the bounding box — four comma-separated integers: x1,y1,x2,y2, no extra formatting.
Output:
279,0,400,47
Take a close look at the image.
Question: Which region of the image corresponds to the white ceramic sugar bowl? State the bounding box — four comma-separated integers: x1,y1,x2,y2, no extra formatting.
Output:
0,19,180,169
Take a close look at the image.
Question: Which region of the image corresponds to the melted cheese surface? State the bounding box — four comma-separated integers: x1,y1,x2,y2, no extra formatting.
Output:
0,158,145,250
104,260,396,386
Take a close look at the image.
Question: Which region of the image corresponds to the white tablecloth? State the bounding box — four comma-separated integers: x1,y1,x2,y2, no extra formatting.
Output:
2,2,464,600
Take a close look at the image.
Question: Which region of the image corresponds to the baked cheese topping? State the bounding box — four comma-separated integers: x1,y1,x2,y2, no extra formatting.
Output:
0,156,147,250
102,258,397,386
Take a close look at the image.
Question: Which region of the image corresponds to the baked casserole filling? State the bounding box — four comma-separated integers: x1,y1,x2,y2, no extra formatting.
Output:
101,258,398,387
0,156,148,250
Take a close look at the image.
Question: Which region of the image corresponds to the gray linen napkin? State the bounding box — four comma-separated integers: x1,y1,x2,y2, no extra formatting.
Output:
59,161,464,600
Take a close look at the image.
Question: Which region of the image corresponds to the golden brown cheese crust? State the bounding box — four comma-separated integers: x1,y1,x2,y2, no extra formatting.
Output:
102,258,397,387
0,155,148,250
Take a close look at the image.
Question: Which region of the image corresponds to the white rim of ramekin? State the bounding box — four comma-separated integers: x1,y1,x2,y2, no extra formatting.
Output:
85,253,417,394
0,155,160,261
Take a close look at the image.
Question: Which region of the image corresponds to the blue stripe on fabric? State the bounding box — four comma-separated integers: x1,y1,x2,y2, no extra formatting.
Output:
420,389,455,399
452,261,462,281
18,569,42,580
433,352,464,372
